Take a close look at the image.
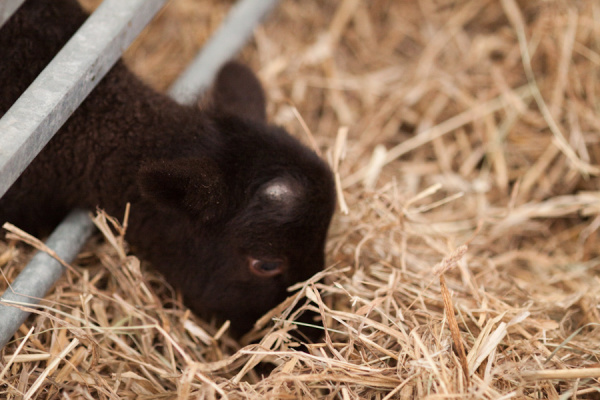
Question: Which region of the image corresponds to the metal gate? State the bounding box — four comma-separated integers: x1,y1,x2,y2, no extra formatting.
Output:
0,0,279,350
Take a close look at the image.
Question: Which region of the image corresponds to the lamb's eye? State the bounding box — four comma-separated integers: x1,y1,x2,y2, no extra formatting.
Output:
249,258,286,277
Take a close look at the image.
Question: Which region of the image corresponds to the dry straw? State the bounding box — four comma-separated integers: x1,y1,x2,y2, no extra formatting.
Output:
2,0,600,398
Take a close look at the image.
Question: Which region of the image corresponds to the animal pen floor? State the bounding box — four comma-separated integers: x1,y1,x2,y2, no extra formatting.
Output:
2,0,600,398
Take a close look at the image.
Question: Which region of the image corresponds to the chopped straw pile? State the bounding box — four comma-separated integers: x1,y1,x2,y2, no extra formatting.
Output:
2,0,600,398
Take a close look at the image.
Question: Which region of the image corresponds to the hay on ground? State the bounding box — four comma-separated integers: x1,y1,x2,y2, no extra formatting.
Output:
2,0,600,398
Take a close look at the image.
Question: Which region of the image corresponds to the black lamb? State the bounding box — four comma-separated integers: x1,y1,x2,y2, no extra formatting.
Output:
0,0,336,335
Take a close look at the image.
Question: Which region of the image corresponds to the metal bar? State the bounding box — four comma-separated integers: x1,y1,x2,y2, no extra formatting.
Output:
0,0,168,200
0,209,94,349
0,0,24,29
168,0,280,104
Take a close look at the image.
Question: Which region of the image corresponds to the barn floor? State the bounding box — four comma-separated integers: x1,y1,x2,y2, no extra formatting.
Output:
2,0,600,398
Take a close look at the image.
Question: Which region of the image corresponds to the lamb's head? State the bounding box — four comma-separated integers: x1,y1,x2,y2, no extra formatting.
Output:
136,62,336,334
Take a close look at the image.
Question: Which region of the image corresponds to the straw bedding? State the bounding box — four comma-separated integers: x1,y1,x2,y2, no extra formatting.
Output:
2,0,600,398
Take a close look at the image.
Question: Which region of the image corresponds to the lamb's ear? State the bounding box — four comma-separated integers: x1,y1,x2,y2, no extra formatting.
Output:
212,61,267,122
138,158,227,222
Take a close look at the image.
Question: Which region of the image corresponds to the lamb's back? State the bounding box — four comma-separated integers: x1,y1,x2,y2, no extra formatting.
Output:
0,0,191,232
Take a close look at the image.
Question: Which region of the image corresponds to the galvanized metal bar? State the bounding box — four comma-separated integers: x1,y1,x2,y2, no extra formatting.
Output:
0,209,94,349
0,0,168,200
0,0,24,29
168,0,281,104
